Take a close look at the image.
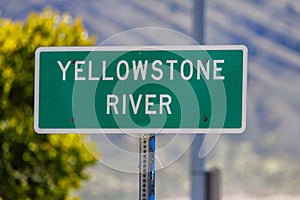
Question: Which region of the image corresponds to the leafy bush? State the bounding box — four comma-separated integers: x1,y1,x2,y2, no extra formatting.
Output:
0,8,97,200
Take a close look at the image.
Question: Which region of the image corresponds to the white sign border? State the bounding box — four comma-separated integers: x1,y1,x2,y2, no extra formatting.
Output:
34,45,248,134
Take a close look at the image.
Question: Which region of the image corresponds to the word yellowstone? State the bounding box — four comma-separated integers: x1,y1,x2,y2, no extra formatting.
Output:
57,59,225,81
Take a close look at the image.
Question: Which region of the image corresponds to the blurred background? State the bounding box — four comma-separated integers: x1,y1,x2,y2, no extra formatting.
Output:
0,0,300,199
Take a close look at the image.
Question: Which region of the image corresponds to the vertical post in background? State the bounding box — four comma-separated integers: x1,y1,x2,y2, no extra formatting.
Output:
191,135,206,200
191,0,206,200
206,168,221,200
139,134,155,200
193,0,205,44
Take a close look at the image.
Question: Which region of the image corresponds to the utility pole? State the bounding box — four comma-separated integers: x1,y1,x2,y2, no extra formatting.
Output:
191,0,206,200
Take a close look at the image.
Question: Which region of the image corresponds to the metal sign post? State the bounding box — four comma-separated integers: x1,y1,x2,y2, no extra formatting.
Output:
139,134,155,200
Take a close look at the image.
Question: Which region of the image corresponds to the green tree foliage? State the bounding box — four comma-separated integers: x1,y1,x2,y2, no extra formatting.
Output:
0,8,97,200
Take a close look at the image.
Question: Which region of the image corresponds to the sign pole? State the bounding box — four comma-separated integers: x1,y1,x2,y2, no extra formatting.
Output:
192,0,206,200
139,134,155,200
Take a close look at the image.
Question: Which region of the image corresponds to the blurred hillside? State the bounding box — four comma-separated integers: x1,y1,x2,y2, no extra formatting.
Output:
1,0,300,199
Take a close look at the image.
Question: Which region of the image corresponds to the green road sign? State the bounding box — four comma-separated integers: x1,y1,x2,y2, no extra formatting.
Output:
34,45,247,134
